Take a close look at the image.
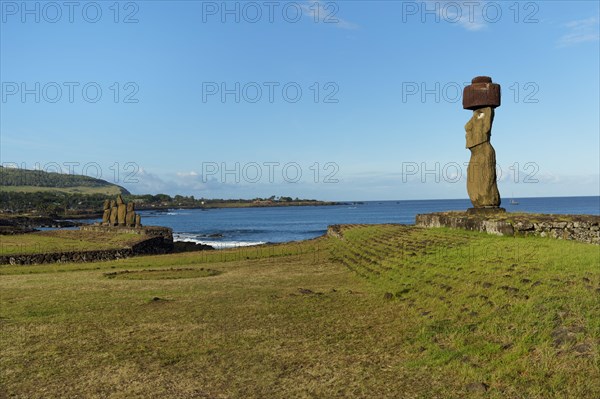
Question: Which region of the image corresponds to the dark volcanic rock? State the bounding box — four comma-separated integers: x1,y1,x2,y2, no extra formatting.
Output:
466,382,490,393
173,241,216,253
0,216,78,233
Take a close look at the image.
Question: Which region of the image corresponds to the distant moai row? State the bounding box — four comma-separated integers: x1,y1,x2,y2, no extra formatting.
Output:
101,195,141,227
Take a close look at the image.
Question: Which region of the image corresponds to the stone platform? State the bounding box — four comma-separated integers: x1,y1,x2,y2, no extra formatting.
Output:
415,212,599,245
80,224,173,241
1,225,175,265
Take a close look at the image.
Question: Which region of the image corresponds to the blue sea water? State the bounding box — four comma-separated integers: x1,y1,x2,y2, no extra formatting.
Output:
132,196,599,249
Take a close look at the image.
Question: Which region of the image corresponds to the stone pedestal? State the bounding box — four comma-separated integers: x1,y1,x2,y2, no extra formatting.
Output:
466,207,506,215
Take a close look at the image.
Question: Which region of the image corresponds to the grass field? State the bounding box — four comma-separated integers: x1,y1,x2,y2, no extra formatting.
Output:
0,225,598,398
0,185,123,195
0,230,144,255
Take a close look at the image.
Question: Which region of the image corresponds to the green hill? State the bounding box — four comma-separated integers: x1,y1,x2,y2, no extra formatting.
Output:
0,166,129,195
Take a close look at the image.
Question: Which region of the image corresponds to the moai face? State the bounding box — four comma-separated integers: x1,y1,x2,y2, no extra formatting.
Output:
103,199,111,210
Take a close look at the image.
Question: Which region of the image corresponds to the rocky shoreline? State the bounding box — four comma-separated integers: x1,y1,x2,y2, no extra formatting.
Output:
0,216,81,235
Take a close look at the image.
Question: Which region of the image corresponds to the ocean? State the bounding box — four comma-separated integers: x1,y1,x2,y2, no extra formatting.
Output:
131,196,600,249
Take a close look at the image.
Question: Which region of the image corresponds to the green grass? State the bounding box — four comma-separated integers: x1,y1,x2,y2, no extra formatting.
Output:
0,230,143,255
0,185,123,195
0,225,598,398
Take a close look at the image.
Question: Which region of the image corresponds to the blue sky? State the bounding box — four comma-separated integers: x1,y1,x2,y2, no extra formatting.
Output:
1,0,599,200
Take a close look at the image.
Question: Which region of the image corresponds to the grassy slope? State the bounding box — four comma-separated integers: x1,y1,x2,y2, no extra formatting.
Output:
0,185,124,195
0,226,598,398
0,166,129,195
0,230,145,255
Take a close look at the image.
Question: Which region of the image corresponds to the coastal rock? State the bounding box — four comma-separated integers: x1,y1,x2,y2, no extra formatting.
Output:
173,241,216,253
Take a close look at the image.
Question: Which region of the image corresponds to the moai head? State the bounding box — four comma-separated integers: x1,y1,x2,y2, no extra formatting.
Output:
116,194,124,205
110,200,116,208
103,199,111,210
463,76,501,111
127,202,134,212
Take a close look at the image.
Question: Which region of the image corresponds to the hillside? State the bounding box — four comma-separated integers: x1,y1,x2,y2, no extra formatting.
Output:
0,166,129,195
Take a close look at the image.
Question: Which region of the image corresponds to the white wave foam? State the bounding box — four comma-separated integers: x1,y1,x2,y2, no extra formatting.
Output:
174,233,266,249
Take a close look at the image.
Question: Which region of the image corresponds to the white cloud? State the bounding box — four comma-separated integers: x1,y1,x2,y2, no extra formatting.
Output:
301,1,358,30
557,17,599,47
441,6,486,31
428,0,488,32
123,168,212,195
565,17,598,30
176,171,199,177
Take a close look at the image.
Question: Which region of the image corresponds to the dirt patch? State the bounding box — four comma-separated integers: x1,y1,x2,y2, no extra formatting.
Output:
297,288,324,296
104,268,222,280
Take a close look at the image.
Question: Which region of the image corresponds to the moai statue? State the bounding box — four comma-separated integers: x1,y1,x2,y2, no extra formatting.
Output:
102,199,111,225
116,195,127,226
125,202,136,227
135,214,142,228
463,76,503,212
109,200,118,225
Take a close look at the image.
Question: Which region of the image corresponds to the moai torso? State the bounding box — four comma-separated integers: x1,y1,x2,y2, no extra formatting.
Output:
125,203,136,227
116,195,126,225
102,200,111,225
465,107,494,149
109,200,118,225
